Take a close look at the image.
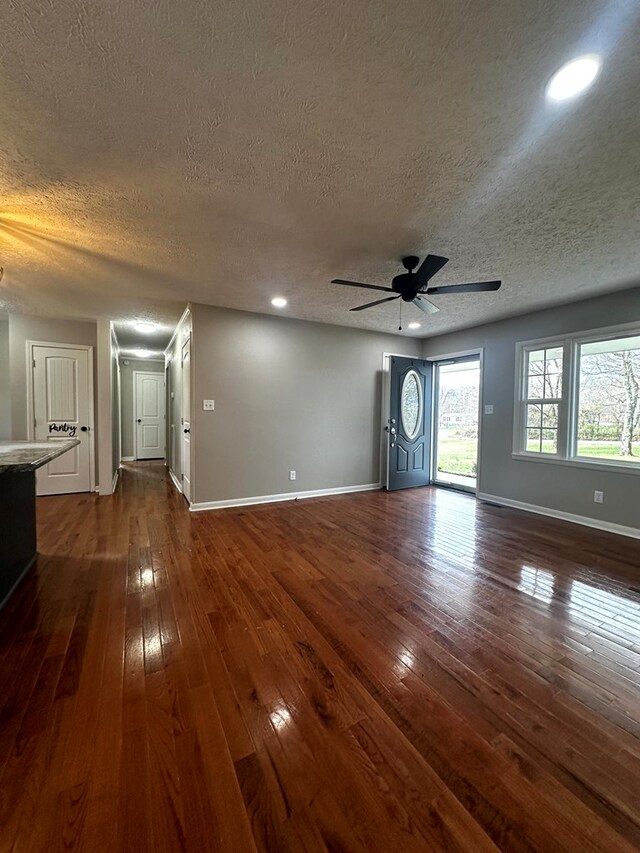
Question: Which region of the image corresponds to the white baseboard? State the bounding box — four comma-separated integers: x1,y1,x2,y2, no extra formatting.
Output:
190,482,382,513
169,469,183,494
121,456,134,462
477,491,640,540
112,469,119,493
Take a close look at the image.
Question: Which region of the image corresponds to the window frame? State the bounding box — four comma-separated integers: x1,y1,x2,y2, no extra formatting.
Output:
513,321,640,476
517,343,567,458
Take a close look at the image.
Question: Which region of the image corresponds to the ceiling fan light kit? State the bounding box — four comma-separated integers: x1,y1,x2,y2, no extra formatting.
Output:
332,255,501,330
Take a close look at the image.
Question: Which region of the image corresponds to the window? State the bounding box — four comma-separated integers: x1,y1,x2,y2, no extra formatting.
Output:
400,369,423,441
523,346,563,454
515,325,640,472
576,335,640,465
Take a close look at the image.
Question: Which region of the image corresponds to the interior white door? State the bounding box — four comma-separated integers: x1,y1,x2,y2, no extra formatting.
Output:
181,338,191,503
32,345,93,495
134,372,165,459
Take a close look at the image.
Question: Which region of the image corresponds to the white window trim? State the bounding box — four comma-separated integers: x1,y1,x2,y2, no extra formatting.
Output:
513,320,640,476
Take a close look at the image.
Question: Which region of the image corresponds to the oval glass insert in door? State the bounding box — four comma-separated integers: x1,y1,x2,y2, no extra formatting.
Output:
400,369,423,440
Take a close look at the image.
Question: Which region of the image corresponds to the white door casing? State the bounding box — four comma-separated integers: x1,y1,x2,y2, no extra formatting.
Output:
29,343,94,495
134,372,165,459
181,337,191,503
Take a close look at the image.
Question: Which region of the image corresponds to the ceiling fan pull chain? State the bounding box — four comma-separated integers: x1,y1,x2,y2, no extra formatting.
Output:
398,300,402,331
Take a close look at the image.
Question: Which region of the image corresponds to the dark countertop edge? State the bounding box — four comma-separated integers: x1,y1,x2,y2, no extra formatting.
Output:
0,440,81,474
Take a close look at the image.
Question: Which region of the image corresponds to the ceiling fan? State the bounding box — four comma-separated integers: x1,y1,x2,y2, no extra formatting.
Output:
332,255,501,322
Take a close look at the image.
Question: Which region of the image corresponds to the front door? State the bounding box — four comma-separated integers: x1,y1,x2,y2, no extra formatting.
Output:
387,356,432,490
181,337,191,503
32,344,93,495
134,372,165,459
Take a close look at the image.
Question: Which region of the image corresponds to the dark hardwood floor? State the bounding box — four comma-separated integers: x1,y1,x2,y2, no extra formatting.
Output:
1,462,640,851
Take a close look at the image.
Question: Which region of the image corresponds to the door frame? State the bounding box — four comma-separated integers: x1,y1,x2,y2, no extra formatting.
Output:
181,335,192,504
25,340,96,493
426,347,484,494
165,362,171,471
132,370,166,460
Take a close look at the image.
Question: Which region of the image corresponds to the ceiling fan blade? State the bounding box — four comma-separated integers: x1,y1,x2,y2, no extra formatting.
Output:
426,280,501,294
332,279,394,293
413,254,449,287
413,296,440,315
350,295,400,312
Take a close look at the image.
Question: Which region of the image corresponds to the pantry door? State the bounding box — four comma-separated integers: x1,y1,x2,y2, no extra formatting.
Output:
30,343,94,495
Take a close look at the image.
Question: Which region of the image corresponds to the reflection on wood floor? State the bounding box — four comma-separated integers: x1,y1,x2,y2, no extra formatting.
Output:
1,461,640,851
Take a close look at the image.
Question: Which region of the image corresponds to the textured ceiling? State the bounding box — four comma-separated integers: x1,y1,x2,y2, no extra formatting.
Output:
1,0,639,339
112,320,176,359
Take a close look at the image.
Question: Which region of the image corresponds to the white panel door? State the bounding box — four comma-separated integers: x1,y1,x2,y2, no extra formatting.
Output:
181,338,191,503
134,372,165,459
32,345,93,495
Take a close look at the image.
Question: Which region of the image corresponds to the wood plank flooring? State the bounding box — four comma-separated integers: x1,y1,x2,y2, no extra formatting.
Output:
1,461,640,851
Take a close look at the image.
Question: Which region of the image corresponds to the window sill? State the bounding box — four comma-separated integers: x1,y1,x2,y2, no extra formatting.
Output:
511,452,640,476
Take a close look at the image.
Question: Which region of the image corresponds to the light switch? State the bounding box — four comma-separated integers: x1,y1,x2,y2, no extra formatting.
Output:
484,404,494,415
203,400,215,411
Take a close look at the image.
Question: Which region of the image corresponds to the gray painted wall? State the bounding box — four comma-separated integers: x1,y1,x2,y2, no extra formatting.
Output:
0,318,11,439
191,303,421,504
422,286,640,530
119,358,164,458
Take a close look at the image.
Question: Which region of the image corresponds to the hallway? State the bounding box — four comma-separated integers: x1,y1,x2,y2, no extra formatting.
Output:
1,462,640,851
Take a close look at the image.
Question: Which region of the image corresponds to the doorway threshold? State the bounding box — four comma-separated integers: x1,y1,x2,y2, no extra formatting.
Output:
433,472,477,493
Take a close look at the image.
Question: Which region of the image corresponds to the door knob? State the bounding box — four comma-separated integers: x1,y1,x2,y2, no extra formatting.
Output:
183,428,190,434
80,426,88,432
137,419,142,423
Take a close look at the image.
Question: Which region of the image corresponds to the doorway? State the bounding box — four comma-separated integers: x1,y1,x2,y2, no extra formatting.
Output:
134,371,166,460
432,355,481,492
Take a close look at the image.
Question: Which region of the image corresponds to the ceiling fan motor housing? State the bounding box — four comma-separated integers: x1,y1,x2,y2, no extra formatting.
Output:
392,272,422,300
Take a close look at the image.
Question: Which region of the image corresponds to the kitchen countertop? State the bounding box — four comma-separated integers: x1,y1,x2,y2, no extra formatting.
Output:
0,440,81,474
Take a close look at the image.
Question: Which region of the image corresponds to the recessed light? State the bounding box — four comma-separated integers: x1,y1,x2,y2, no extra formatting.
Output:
408,322,421,330
134,321,157,333
271,297,287,308
132,349,154,358
546,55,601,102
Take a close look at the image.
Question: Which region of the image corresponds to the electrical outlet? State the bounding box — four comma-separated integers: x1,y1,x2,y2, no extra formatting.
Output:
203,400,215,411
289,470,296,481
484,404,494,415
594,490,604,504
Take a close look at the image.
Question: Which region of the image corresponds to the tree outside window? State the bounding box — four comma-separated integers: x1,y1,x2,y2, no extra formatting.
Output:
516,327,640,471
577,336,640,463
